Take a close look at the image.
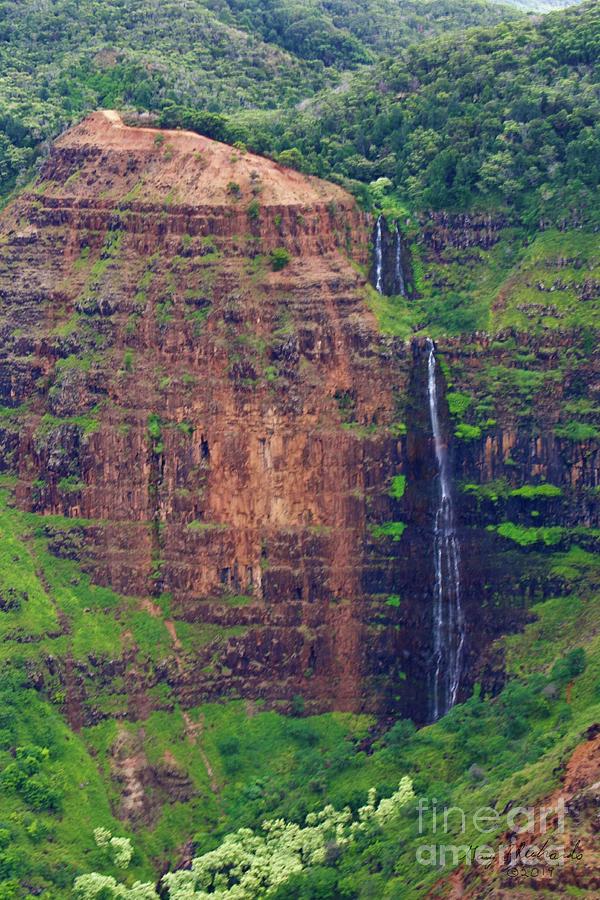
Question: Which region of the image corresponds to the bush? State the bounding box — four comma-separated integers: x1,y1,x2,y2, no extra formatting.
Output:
270,247,291,271
21,775,61,811
384,719,416,748
454,423,482,441
269,866,339,899
247,200,260,220
217,736,240,757
551,648,586,683
291,694,305,716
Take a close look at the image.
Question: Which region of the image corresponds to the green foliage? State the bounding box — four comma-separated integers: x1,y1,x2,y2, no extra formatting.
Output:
246,200,260,221
122,349,134,373
147,414,162,442
81,778,416,898
269,247,291,271
554,421,600,441
388,475,406,499
250,2,600,223
57,476,85,494
463,479,510,503
370,521,406,541
446,392,472,418
0,0,522,199
494,522,566,547
509,483,562,500
454,423,481,441
550,648,586,683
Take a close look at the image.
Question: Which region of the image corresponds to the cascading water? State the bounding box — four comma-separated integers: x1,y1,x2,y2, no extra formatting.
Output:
426,338,465,721
394,223,407,297
374,215,384,294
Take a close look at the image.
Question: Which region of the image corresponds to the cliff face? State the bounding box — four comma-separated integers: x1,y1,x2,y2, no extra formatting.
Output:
0,112,414,717
1,112,597,729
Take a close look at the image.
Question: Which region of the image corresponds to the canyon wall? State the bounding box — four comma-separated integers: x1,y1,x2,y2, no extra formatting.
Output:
0,113,597,726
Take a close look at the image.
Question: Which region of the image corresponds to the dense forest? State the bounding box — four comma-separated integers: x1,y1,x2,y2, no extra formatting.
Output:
0,0,522,196
237,1,600,223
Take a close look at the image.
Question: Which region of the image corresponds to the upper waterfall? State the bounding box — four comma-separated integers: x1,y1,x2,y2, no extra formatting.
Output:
375,215,384,294
394,224,407,298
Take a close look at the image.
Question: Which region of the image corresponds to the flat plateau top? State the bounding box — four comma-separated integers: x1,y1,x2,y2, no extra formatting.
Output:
49,110,353,208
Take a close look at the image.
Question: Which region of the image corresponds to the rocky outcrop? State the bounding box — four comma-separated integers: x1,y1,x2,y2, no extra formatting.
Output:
420,212,509,254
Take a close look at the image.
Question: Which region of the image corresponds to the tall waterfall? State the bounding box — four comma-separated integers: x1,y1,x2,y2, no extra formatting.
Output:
394,223,407,297
374,215,384,294
426,338,465,721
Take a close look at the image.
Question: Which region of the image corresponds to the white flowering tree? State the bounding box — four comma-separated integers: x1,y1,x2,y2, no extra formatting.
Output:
74,778,414,900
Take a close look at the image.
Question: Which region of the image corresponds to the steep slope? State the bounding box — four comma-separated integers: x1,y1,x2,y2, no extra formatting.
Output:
5,107,595,732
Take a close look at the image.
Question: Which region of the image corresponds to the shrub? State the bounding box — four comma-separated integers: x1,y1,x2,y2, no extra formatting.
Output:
510,483,562,500
58,476,85,494
446,392,472,418
247,200,260,220
123,348,134,372
21,775,62,811
384,719,416,748
217,736,240,757
551,648,586,683
389,475,406,499
454,423,481,441
371,521,406,541
554,422,600,441
270,247,291,271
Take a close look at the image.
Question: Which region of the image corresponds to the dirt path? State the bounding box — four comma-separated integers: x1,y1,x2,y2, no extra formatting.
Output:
182,710,221,800
138,596,222,801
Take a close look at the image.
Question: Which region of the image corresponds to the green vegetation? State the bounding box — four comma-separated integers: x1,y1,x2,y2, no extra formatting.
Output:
454,422,481,441
494,522,566,546
269,247,291,271
446,392,472,418
388,475,406,499
0,2,599,898
0,0,525,197
555,421,600,441
248,2,599,225
509,483,562,499
370,521,406,541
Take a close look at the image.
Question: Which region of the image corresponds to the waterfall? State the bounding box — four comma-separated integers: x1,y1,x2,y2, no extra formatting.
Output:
374,215,383,294
394,223,407,297
426,338,465,721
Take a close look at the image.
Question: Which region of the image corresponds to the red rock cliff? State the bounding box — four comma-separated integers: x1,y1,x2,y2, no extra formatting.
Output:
0,111,416,716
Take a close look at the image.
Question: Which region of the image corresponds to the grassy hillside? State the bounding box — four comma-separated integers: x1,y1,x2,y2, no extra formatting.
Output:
1,477,598,897
0,474,600,898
